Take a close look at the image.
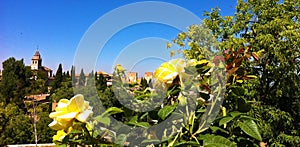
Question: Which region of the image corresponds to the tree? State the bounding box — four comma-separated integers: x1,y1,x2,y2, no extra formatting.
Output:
36,110,56,143
200,0,300,145
26,101,55,144
86,71,95,87
51,63,63,91
0,57,31,107
31,103,55,143
66,71,70,79
50,80,74,102
71,65,77,86
140,78,148,90
27,70,49,95
0,57,54,145
0,103,33,145
96,73,107,92
78,69,86,87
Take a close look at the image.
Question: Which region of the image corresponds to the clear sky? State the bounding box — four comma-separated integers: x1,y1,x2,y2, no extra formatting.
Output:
0,0,236,75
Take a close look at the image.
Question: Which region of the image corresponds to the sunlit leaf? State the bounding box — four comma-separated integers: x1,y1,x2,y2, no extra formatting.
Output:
102,107,124,116
173,141,199,146
238,120,262,141
158,105,176,120
94,116,110,126
200,134,237,147
219,116,234,126
229,111,242,118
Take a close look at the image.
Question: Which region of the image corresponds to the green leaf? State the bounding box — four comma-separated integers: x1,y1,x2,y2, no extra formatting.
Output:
197,107,206,113
128,116,150,128
185,66,197,74
135,122,150,128
173,141,199,146
178,94,187,105
236,79,243,83
158,105,176,120
239,115,259,121
115,134,127,145
219,116,234,126
102,107,124,116
141,139,161,144
129,116,138,123
229,111,242,118
237,120,262,141
200,134,237,147
210,126,229,134
139,112,148,120
94,107,123,125
94,116,110,126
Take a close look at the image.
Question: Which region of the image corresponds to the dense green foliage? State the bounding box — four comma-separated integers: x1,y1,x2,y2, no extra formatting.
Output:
0,57,54,145
56,0,298,146
0,103,33,145
1,0,299,146
0,57,31,108
200,0,300,146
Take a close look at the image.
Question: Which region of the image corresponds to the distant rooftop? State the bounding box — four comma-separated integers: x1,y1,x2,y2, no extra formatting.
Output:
32,50,42,60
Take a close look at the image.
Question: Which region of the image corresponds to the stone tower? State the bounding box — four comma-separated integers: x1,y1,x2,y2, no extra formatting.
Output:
127,72,138,84
31,50,42,70
144,72,153,83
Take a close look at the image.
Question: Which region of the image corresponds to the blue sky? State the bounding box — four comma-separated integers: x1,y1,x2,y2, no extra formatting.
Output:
0,0,236,75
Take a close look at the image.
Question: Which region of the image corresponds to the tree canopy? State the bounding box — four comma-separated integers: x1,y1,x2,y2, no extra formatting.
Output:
200,0,299,145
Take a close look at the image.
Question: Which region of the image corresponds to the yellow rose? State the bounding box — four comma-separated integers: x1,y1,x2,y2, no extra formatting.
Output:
154,58,214,87
53,130,67,142
49,94,93,130
154,58,186,84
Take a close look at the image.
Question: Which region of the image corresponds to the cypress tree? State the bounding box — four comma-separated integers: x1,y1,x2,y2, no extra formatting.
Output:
78,69,86,87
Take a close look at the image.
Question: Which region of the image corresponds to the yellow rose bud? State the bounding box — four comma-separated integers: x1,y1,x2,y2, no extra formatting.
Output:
53,130,67,142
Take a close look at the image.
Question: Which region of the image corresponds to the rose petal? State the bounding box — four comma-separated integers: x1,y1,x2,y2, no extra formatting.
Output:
75,110,93,122
55,99,69,111
169,58,185,72
53,130,67,141
48,120,65,130
154,59,187,84
84,101,90,110
49,110,69,119
56,112,78,121
58,99,69,103
67,94,85,113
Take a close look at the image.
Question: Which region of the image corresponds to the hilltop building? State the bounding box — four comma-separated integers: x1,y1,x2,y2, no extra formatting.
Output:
144,72,153,83
31,50,53,77
127,72,138,84
24,50,53,106
96,71,113,86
